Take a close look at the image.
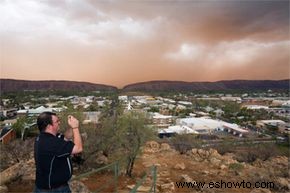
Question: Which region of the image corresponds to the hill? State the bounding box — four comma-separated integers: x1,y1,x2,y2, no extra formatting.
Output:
123,79,290,92
2,140,289,193
0,79,118,93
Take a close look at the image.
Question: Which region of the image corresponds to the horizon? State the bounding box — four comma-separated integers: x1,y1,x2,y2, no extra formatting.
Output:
1,0,289,88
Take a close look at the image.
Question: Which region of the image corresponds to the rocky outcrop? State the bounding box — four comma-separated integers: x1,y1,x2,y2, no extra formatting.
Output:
189,148,237,166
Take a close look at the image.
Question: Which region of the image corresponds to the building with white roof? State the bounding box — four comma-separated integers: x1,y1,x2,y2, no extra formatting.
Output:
243,105,269,110
221,97,242,102
177,117,225,133
159,117,249,137
158,125,199,138
178,101,192,106
28,106,53,114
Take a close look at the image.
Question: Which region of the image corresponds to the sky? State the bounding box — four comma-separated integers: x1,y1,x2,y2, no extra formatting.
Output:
1,0,289,88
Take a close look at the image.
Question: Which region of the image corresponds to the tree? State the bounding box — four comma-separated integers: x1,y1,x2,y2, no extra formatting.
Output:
117,111,155,177
12,116,35,139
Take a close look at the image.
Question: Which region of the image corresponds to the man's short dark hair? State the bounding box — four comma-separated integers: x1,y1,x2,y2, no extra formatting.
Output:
37,112,56,132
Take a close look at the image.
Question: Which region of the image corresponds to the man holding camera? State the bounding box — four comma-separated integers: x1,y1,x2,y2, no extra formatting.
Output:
34,112,83,193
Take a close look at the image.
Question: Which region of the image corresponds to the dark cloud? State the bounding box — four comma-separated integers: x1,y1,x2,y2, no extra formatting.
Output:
1,0,289,87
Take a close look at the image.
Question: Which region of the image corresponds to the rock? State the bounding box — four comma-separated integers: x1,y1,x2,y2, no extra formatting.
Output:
162,163,168,167
69,180,91,193
197,149,205,156
275,177,290,190
202,170,209,175
160,143,171,151
222,155,237,165
127,184,151,192
96,154,108,165
220,164,227,170
127,185,135,189
191,148,198,154
154,163,161,167
0,161,25,185
160,182,175,192
137,185,151,192
174,163,186,170
180,174,193,182
0,185,8,193
209,158,221,166
143,141,160,153
250,189,272,193
159,171,170,177
208,148,221,158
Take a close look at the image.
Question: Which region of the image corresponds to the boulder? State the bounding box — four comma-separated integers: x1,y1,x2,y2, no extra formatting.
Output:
174,163,186,170
160,143,171,151
143,141,160,153
209,157,222,166
191,148,198,155
208,148,222,159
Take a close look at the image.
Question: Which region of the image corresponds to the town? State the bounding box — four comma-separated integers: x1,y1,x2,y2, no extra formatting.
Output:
0,89,289,193
1,89,289,143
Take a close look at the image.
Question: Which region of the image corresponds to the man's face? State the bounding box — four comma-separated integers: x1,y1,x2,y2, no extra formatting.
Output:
51,115,60,132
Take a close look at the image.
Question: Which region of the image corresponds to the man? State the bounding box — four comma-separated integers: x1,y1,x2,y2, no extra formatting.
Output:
34,112,83,193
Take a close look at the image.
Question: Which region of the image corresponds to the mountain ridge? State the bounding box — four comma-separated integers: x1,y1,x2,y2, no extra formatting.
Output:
0,79,289,93
0,79,118,93
123,79,290,91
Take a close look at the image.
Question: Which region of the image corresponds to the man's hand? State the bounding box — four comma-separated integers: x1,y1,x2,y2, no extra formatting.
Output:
68,115,83,154
68,115,79,129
